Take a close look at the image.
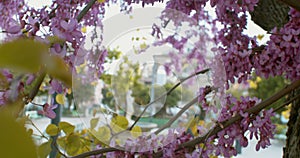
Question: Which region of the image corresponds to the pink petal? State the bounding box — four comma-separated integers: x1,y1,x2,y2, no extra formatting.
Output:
6,25,21,34
283,35,292,41
68,19,77,30
46,110,56,119
60,20,69,30
51,104,58,110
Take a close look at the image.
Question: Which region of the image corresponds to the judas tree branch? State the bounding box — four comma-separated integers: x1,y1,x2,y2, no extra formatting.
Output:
273,92,300,112
172,79,300,154
71,147,120,158
71,79,300,158
25,70,46,104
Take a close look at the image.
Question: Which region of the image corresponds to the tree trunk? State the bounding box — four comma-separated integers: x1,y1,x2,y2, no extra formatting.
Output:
283,88,300,158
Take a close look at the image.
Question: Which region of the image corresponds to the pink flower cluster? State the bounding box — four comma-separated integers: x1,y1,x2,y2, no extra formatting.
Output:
253,9,300,81
198,86,216,112
38,103,58,119
108,128,193,158
198,95,275,158
0,0,25,35
0,69,24,105
166,0,209,16
210,0,259,15
212,1,258,87
0,0,109,96
124,0,164,7
249,109,276,151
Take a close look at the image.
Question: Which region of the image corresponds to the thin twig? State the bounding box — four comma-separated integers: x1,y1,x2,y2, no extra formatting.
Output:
273,93,300,112
128,68,210,130
76,0,98,22
29,101,44,107
153,86,212,135
29,119,68,158
70,147,120,158
25,70,46,104
29,119,49,140
154,97,198,135
69,79,300,158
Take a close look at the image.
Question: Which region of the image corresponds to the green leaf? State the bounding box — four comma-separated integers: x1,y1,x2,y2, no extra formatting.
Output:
0,112,38,158
90,117,99,129
46,124,59,136
59,121,75,135
38,140,52,158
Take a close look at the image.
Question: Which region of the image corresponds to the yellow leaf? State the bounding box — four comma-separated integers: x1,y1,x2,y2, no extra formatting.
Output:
186,115,200,136
257,34,264,41
59,121,75,135
248,80,257,89
110,115,128,132
56,93,65,105
47,36,65,45
27,128,34,136
67,88,72,94
198,120,205,126
98,0,105,3
131,126,142,137
81,26,87,33
282,110,290,119
0,112,38,158
0,39,47,72
65,134,81,156
17,116,30,125
38,141,52,158
90,117,99,129
140,43,148,50
89,126,111,144
45,55,72,87
0,39,72,86
57,136,66,149
98,126,111,142
91,81,98,86
0,73,9,89
46,124,60,136
2,99,26,117
256,76,262,83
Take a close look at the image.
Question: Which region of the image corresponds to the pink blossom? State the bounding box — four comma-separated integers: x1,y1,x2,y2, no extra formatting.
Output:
38,103,58,119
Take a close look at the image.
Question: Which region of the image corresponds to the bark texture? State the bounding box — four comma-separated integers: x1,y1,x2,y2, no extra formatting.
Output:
283,89,300,158
250,0,290,31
